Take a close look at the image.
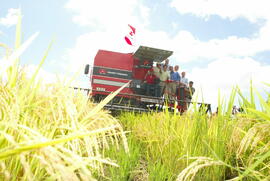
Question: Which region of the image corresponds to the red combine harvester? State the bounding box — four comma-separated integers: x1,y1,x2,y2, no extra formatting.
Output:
84,46,211,113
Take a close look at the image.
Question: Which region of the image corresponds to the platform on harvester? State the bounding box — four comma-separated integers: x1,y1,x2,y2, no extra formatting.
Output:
73,87,212,114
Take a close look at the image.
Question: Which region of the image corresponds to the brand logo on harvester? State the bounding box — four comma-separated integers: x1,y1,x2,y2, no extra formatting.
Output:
94,66,132,80
107,71,128,76
99,69,107,74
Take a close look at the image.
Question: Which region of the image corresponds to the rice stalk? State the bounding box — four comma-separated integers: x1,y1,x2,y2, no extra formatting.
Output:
237,121,270,156
0,43,12,57
176,157,224,181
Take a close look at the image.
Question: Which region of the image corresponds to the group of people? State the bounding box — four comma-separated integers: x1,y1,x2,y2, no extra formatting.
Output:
143,59,195,102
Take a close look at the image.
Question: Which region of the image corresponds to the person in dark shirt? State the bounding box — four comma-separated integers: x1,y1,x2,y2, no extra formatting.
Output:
169,66,174,78
170,65,181,100
187,81,195,99
186,81,195,107
144,69,158,96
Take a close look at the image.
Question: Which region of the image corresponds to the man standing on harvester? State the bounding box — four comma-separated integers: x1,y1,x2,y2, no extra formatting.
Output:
159,64,170,98
186,81,195,107
170,65,181,100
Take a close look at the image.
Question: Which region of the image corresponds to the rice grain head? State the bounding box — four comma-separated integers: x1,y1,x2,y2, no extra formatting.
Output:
176,157,224,181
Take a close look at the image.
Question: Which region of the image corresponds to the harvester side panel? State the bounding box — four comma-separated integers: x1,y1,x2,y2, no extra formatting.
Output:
91,50,135,96
92,75,132,94
94,50,134,70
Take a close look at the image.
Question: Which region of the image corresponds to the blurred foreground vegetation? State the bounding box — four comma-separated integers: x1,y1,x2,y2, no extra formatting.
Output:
0,15,128,180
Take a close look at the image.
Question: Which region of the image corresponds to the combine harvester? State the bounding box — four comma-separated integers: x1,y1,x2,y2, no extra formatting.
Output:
81,46,211,113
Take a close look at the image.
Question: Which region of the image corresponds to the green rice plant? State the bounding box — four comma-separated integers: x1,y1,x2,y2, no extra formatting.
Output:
118,108,232,180
176,83,270,181
97,135,142,181
0,14,129,181
227,83,270,180
146,160,172,181
176,156,225,181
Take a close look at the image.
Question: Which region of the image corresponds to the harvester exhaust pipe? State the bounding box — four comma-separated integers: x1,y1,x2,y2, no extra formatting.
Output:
84,64,90,74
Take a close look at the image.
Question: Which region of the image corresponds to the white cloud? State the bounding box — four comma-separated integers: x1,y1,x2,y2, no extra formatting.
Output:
190,57,270,109
63,30,137,73
0,8,21,27
0,60,59,86
141,23,270,62
23,65,60,84
170,0,270,64
172,22,178,30
171,0,270,22
173,32,263,62
65,0,149,29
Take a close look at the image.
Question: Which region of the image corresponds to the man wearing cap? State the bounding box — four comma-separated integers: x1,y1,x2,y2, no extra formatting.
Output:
181,71,188,87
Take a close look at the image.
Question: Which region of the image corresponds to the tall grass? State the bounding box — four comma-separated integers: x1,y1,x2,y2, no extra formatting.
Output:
118,111,229,180
0,15,129,180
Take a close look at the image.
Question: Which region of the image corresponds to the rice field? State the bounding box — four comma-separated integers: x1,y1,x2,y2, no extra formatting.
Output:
1,16,270,181
113,98,270,180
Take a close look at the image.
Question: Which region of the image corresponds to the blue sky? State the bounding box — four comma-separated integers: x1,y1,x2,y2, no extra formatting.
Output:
1,0,270,108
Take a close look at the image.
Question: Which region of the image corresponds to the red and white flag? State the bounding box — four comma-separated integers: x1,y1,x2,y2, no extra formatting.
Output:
124,24,136,46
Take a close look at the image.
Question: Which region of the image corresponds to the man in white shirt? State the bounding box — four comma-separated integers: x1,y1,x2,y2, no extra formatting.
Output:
159,64,170,97
180,71,188,87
